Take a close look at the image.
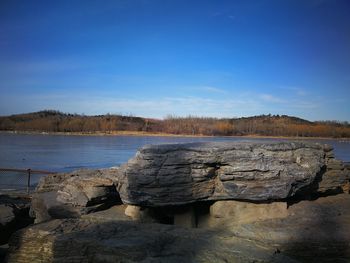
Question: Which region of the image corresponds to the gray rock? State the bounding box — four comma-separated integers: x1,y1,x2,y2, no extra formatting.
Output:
56,176,118,207
5,194,350,262
30,191,80,224
198,194,350,262
118,141,331,206
0,195,33,245
5,218,297,263
31,169,120,223
198,200,288,227
316,169,349,193
315,155,350,194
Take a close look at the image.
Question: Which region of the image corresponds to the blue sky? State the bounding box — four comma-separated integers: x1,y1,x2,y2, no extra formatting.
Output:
0,0,349,121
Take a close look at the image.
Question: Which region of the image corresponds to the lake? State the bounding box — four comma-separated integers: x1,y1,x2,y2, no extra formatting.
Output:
0,133,349,189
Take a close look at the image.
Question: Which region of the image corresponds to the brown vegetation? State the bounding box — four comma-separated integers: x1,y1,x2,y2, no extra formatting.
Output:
0,110,349,138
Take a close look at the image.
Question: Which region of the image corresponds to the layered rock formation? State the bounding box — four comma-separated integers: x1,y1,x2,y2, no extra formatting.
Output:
31,169,120,223
118,141,346,205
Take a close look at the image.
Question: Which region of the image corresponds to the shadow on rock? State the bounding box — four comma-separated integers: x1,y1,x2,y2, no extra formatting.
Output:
281,194,350,262
5,218,299,263
0,195,33,245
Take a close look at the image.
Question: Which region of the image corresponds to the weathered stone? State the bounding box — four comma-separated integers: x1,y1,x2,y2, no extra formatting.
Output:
195,194,350,261
82,205,131,222
325,158,344,170
317,169,349,193
315,157,350,194
5,218,298,263
56,176,117,207
198,200,288,227
30,191,79,224
31,169,120,223
7,193,350,263
36,168,119,192
0,195,33,245
220,194,350,262
118,142,330,206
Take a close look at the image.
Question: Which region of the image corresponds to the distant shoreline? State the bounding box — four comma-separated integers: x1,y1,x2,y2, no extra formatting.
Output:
1,130,349,141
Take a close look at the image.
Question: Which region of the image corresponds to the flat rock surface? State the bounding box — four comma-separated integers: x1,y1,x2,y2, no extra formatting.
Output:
118,141,330,205
198,194,350,262
5,194,350,262
5,218,296,263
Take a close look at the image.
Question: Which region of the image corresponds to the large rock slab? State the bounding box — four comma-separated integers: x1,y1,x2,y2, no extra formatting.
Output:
5,218,296,263
118,141,333,206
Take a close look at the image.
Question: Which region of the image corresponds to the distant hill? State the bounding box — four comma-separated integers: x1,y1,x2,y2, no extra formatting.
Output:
0,110,349,138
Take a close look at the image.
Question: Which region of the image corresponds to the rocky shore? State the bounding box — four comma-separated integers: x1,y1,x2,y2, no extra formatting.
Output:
2,141,350,262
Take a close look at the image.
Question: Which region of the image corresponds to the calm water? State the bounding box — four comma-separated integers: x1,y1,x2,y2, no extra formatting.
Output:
0,133,349,188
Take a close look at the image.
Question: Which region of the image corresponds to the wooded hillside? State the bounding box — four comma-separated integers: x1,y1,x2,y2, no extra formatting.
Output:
0,110,349,138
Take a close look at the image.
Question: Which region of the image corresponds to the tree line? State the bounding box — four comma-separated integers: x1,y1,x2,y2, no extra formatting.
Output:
0,110,349,138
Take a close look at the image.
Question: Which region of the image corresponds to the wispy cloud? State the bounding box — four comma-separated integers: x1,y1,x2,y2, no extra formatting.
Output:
281,86,307,96
211,10,235,20
196,86,227,94
260,94,285,103
0,91,263,118
2,88,347,121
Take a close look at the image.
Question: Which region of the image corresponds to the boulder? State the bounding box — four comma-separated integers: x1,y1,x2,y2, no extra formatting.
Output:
31,169,120,223
30,191,80,223
56,176,118,208
315,156,350,194
118,142,333,206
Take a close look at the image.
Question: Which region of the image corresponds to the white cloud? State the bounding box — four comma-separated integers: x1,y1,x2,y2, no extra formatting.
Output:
0,91,264,119
281,86,307,96
2,89,338,121
260,94,285,103
196,86,227,94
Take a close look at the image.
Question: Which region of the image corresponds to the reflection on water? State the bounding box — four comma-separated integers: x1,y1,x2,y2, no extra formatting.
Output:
0,133,349,186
